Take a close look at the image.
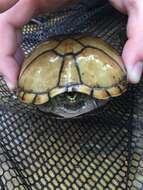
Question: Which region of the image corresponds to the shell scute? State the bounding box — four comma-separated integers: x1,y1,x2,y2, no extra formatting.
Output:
19,51,63,92
59,55,81,86
34,94,49,105
79,36,125,72
76,48,125,88
20,40,59,76
93,89,109,100
55,39,83,55
18,92,36,104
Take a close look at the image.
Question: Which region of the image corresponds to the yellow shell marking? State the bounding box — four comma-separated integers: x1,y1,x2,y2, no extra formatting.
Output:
20,40,59,77
79,36,125,72
76,48,124,87
19,51,63,92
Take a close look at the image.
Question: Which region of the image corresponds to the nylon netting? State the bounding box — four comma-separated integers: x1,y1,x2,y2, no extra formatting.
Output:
0,1,143,189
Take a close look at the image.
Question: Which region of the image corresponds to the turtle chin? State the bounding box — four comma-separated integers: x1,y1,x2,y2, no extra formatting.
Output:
37,93,108,118
43,100,107,118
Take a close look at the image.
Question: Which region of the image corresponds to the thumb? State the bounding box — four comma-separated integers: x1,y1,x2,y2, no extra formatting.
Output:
122,38,143,83
0,56,20,90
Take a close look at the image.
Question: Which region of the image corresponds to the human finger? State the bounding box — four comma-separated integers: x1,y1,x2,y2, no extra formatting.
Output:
0,0,19,13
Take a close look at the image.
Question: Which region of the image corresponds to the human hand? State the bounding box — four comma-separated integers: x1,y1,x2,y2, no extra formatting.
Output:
0,0,77,90
109,0,143,83
0,0,19,12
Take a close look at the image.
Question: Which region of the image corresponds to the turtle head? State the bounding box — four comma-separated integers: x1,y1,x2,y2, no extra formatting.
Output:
38,92,108,118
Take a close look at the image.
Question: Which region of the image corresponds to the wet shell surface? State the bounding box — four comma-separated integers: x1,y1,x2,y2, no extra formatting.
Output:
17,35,127,105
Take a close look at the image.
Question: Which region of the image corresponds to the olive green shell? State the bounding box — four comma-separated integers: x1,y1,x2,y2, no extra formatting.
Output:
17,35,127,105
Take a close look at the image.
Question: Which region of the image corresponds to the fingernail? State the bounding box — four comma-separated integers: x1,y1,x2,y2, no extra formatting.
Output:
127,61,143,83
3,77,16,90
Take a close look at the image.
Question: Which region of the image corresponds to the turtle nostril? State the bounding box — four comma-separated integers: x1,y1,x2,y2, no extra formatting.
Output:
67,92,77,103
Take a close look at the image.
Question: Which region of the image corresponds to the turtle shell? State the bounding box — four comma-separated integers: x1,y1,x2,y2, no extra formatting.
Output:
17,35,128,105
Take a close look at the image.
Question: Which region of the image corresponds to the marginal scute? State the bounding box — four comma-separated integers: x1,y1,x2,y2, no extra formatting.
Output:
50,87,66,98
107,87,122,97
34,94,49,105
18,91,24,99
108,86,127,97
92,89,109,100
73,85,91,95
20,92,36,104
118,83,127,91
50,85,92,98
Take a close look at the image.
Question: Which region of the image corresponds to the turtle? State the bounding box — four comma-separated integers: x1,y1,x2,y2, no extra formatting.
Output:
17,34,128,118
